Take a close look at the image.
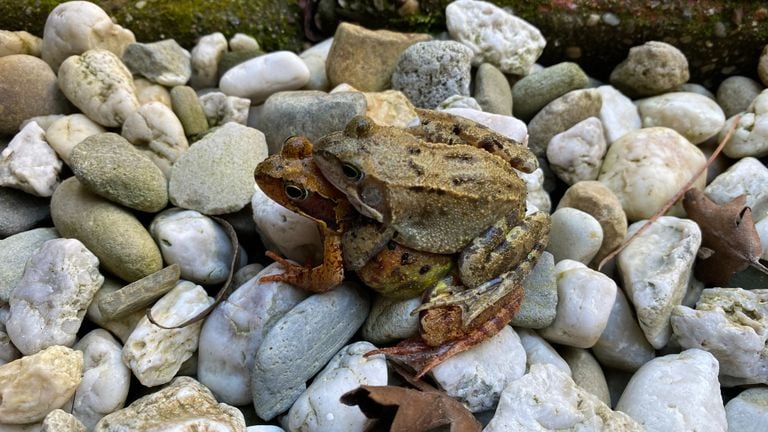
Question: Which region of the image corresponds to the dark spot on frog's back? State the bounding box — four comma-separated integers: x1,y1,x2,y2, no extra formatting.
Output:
443,152,474,162
407,146,421,155
452,124,462,135
400,252,414,265
419,265,431,274
408,159,425,176
480,136,503,150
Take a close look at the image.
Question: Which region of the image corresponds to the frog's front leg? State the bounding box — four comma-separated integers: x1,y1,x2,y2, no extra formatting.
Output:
260,228,345,292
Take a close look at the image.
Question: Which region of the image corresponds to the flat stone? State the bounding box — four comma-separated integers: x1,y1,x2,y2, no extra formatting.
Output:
0,122,62,197
726,388,768,432
96,264,180,320
190,32,228,89
93,376,245,431
170,85,209,137
509,251,557,329
6,238,103,355
546,116,607,185
121,101,189,177
45,114,105,165
0,187,51,239
70,132,168,212
717,76,763,118
326,22,430,91
513,62,588,121
0,345,83,424
122,39,191,86
85,278,144,344
528,89,602,157
546,207,603,265
285,342,387,432
219,51,309,104
256,90,367,154
391,40,473,109
598,127,706,221
50,177,163,282
616,349,726,432
0,54,68,135
446,0,546,75
0,227,58,301
609,41,690,98
251,283,369,420
198,263,308,406
636,91,725,144
361,295,420,344
592,288,655,371
618,216,701,348
169,122,268,214
473,63,513,115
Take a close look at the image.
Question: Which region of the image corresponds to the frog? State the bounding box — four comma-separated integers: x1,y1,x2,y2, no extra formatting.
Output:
312,112,550,377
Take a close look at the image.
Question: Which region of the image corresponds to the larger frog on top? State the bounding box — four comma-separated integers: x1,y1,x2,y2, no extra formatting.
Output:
255,109,550,377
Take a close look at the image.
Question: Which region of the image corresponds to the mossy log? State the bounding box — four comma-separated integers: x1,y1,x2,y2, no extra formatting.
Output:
2,1,767,86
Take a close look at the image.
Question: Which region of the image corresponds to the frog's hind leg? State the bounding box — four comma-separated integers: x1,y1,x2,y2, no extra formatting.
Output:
260,232,344,292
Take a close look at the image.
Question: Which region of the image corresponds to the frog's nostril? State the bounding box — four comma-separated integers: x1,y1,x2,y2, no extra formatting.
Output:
345,116,374,138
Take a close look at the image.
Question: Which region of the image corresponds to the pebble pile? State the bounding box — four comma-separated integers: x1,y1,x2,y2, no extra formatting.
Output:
1,0,768,431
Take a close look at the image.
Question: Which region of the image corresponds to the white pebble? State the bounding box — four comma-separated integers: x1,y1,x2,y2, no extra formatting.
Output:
199,91,250,126
597,85,641,144
121,101,189,177
190,32,228,89
219,51,310,103
516,328,570,374
0,121,62,197
592,288,655,371
726,388,768,432
229,33,260,51
722,89,768,158
45,114,105,165
636,91,725,144
547,117,607,185
705,156,768,222
546,207,604,264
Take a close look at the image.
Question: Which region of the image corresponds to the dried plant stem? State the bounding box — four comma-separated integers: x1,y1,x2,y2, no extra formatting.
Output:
597,115,741,271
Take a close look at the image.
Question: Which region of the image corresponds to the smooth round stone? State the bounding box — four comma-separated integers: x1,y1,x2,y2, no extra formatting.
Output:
93,377,245,431
256,90,366,153
0,345,83,424
561,347,610,406
300,38,333,91
0,30,42,57
123,39,191,86
199,91,250,127
0,187,50,239
598,127,706,221
149,208,233,285
251,283,370,421
70,133,168,212
432,326,526,413
0,122,62,197
361,295,420,344
597,85,641,144
220,51,309,103
41,1,134,71
326,22,430,91
169,122,267,215
57,49,140,128
391,40,473,109
51,177,162,282
592,288,655,371
618,216,701,349
229,33,259,51
45,114,105,165
609,41,690,98
760,45,768,86
726,388,768,432
72,330,130,430
539,260,617,348
616,349,726,432
546,207,603,265
170,85,209,137
6,238,103,355
716,76,763,118
0,228,58,301
0,54,68,135
546,116,607,185
122,281,213,387
705,156,768,221
513,62,588,121
516,328,570,374
446,0,545,75
527,89,602,157
473,63,512,115
509,251,557,329
286,342,387,432
198,263,308,405
636,92,725,144
121,101,189,177
189,32,227,89
722,89,768,158
217,49,263,79
134,77,172,107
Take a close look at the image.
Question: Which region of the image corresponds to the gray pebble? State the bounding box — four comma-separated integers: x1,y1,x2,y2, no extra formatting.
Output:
716,76,763,118
0,227,58,301
609,41,689,98
510,251,557,329
169,122,267,215
561,347,610,405
70,133,168,212
391,40,473,109
251,283,369,420
122,39,192,86
362,295,420,344
257,90,367,154
528,89,602,157
513,62,588,121
170,85,209,137
0,187,50,238
473,63,512,116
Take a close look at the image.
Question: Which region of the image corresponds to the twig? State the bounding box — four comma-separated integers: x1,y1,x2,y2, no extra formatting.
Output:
597,115,741,271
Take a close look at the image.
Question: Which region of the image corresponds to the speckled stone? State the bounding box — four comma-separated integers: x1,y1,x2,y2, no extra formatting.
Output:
513,62,588,121
0,54,68,135
609,41,689,98
170,85,209,137
473,63,512,116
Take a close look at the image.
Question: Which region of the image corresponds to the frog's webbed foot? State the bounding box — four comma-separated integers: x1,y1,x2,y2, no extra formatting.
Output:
259,233,344,292
409,108,538,173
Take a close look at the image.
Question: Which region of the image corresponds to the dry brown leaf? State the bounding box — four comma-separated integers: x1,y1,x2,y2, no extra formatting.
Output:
340,385,481,432
683,188,768,286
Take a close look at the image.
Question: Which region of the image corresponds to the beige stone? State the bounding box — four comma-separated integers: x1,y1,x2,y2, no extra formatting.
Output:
42,409,86,432
364,90,419,128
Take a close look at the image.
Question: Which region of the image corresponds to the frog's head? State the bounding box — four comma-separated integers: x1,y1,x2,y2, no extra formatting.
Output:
313,116,390,223
255,136,353,232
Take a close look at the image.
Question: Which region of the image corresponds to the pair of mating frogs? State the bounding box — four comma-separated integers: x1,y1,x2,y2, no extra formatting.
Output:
255,109,550,377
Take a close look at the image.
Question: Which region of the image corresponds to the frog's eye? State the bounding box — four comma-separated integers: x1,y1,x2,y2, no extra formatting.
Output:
284,183,309,201
342,163,364,182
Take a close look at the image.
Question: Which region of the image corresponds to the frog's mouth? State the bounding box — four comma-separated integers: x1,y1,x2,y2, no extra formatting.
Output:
314,150,385,222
